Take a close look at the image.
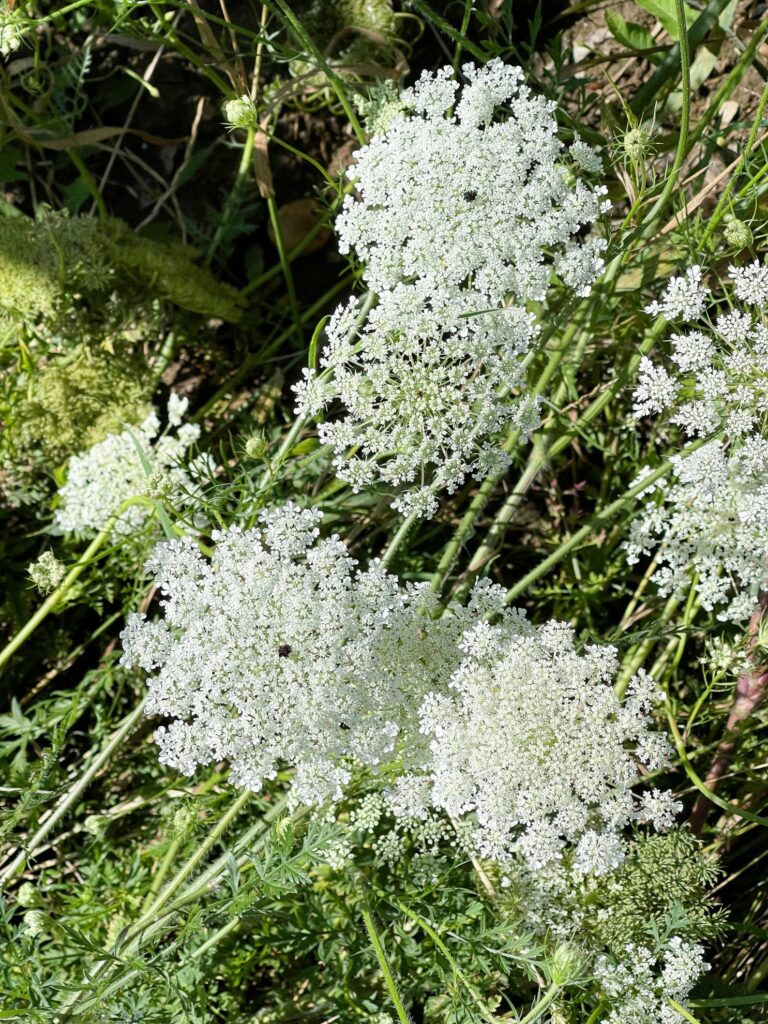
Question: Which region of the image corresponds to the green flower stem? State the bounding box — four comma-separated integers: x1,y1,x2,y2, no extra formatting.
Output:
146,3,233,96
267,192,303,343
59,793,297,1018
617,551,663,632
700,79,768,248
192,272,357,423
394,900,497,1023
628,0,728,115
503,438,711,607
584,1001,608,1024
381,512,419,569
0,701,147,889
140,772,226,915
454,317,664,598
140,789,253,921
430,309,590,592
452,0,475,71
668,996,702,1023
361,901,412,1024
206,124,258,262
0,501,141,674
685,17,768,158
454,434,551,599
634,0,692,232
266,0,366,145
665,703,768,829
408,0,486,62
190,916,241,960
615,594,682,697
501,982,562,1023
242,172,357,296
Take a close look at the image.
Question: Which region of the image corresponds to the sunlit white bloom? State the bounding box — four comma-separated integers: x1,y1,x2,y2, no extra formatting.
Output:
297,60,606,517
53,396,200,537
167,392,190,428
635,261,768,441
595,939,709,1024
396,619,675,872
729,260,768,308
626,441,768,622
120,504,511,805
644,265,709,321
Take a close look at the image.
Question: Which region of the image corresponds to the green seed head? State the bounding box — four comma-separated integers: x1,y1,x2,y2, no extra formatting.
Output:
550,941,587,986
244,432,268,460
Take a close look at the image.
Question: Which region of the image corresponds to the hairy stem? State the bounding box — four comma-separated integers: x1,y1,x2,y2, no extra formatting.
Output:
361,901,412,1024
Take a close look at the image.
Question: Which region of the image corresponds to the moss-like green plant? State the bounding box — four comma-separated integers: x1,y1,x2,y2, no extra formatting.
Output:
0,206,108,320
0,205,244,324
103,219,244,323
10,344,152,465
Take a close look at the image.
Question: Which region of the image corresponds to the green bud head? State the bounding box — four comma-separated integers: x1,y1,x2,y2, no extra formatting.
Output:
17,882,42,909
724,218,754,251
224,95,258,131
623,126,654,165
244,432,268,460
550,941,587,986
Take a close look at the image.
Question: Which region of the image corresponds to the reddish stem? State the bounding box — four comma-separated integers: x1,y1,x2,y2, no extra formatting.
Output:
689,590,768,834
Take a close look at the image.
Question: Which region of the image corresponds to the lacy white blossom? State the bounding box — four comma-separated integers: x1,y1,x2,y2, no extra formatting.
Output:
394,618,675,872
120,504,508,806
729,260,768,307
626,440,768,622
631,261,768,620
296,287,539,516
635,260,768,440
644,265,709,322
296,59,607,517
595,939,709,1024
336,59,607,301
53,398,200,537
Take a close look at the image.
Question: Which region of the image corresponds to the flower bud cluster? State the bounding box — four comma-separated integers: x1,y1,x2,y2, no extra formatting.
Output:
294,59,608,518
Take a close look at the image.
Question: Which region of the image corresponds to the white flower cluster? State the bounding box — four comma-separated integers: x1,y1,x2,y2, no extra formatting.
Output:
120,504,505,806
0,9,27,56
53,397,200,537
627,440,768,622
123,509,679,875
631,260,768,621
595,938,709,1024
397,618,677,872
295,59,608,518
635,261,768,438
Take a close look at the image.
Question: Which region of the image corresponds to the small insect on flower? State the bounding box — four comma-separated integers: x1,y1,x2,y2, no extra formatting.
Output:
278,644,292,658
